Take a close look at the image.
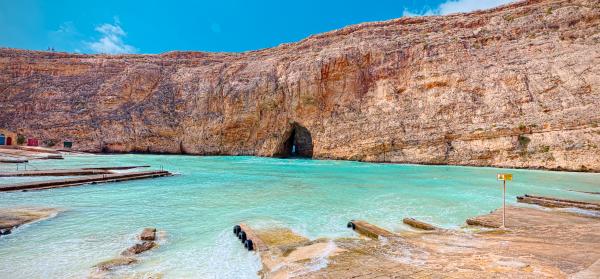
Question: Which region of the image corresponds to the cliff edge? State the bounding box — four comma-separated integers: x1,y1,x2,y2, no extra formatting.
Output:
1,0,599,171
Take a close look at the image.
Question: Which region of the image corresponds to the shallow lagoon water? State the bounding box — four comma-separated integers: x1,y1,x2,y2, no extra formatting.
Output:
0,154,598,278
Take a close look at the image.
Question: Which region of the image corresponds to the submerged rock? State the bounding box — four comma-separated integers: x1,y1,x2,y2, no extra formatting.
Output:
122,241,156,256
140,227,156,241
94,257,137,271
92,228,164,277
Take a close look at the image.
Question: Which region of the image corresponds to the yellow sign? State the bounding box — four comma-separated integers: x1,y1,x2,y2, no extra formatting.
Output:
497,173,513,181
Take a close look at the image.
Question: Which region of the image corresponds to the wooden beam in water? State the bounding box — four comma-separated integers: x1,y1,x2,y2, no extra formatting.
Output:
0,170,172,192
0,158,28,163
82,165,150,170
403,218,439,231
568,189,600,195
517,195,600,211
524,194,600,206
0,169,112,177
348,220,396,239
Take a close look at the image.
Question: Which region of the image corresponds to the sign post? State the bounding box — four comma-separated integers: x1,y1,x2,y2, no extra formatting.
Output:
496,173,512,228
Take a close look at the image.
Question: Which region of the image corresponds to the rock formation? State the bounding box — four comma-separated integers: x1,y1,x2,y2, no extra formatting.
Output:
1,0,599,171
0,207,59,236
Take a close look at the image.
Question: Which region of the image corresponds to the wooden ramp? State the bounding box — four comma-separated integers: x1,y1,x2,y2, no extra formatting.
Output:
0,170,172,192
0,169,112,177
347,220,396,239
233,223,269,252
517,194,600,211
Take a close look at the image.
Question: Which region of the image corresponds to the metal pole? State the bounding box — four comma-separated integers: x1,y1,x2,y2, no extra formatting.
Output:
502,180,506,228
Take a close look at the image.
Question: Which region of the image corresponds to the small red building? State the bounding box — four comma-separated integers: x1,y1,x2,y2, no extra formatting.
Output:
27,138,39,146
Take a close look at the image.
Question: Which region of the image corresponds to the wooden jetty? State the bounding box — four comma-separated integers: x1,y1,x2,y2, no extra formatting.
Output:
517,194,600,211
82,165,150,170
0,169,112,177
0,158,28,163
0,170,172,192
347,220,396,239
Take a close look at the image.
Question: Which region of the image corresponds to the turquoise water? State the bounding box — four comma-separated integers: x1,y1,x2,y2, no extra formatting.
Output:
0,154,599,278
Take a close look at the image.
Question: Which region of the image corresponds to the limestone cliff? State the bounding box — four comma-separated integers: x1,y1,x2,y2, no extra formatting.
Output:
1,0,599,171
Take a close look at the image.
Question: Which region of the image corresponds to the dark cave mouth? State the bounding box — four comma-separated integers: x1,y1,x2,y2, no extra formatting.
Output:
280,124,313,158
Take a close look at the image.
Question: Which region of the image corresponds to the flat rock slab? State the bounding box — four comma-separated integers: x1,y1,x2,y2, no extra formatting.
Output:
466,206,598,228
0,207,59,232
294,206,600,278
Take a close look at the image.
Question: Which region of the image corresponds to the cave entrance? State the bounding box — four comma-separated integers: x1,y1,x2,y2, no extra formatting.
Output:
281,123,313,158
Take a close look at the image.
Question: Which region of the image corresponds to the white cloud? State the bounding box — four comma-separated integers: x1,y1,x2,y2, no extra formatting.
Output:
404,0,515,16
86,21,136,54
48,21,81,52
402,9,435,17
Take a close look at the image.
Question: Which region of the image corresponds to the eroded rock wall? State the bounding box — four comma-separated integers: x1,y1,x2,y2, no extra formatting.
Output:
1,0,599,171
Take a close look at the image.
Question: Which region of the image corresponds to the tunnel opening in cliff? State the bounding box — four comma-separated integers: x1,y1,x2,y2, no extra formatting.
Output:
280,124,313,158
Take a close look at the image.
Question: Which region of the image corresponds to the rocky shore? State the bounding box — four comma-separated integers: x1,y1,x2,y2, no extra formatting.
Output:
1,0,599,171
1,201,598,277
251,206,600,278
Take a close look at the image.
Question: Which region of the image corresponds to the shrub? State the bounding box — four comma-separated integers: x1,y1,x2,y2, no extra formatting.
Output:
16,134,25,145
518,135,531,147
43,139,56,147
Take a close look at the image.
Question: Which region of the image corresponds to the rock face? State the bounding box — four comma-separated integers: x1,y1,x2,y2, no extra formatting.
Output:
1,0,599,171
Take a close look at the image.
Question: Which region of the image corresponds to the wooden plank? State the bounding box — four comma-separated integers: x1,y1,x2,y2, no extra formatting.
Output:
403,218,439,231
524,194,600,206
0,158,28,163
82,165,150,170
348,220,396,239
517,195,600,211
239,223,269,252
0,170,172,192
568,190,600,195
0,169,112,177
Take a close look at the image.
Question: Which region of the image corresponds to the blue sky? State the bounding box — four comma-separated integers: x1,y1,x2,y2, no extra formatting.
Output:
0,0,513,54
